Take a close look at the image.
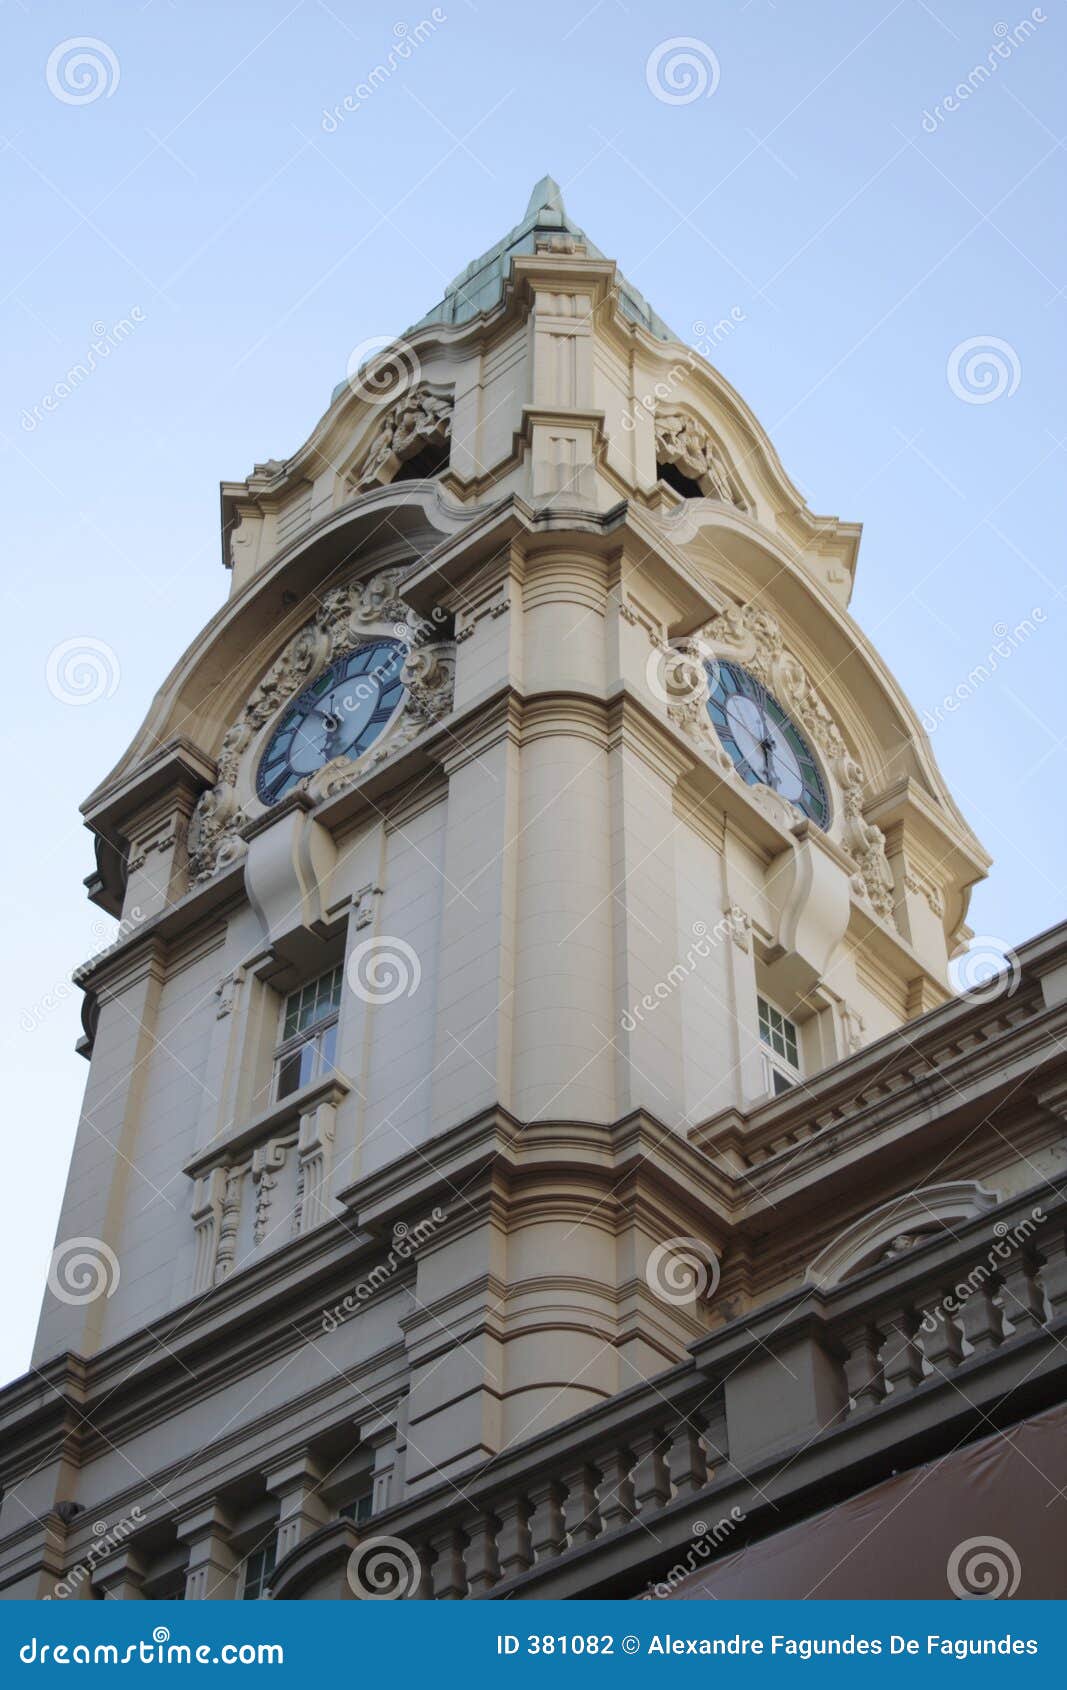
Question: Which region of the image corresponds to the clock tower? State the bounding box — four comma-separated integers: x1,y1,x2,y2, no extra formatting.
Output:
10,180,1057,1609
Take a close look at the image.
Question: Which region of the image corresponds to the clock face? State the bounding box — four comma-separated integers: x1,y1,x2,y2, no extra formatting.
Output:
256,639,407,806
705,660,830,829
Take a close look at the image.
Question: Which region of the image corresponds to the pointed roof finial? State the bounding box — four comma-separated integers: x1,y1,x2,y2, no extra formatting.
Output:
384,172,679,371
524,175,566,224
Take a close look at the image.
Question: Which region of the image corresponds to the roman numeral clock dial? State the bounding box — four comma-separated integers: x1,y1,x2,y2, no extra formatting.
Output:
705,659,831,829
255,638,407,806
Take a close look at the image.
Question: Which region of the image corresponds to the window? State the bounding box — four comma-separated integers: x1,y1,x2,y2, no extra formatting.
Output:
339,1490,373,1525
274,966,342,1101
757,996,801,1095
240,1543,276,1600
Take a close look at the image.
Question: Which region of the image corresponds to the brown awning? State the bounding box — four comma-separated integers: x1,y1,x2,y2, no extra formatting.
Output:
658,1402,1067,1599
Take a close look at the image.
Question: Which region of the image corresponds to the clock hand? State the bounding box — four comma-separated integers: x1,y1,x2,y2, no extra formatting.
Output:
753,682,779,788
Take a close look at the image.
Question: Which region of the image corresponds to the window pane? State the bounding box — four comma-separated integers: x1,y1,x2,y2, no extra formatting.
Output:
275,1048,305,1100
275,1039,317,1099
318,1021,338,1075
283,966,343,1039
242,1544,276,1600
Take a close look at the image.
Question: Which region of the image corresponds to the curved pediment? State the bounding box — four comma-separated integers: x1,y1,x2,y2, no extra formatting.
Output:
806,1181,998,1287
82,485,476,831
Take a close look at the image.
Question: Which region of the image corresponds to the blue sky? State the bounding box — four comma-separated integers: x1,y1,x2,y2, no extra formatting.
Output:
1,0,1064,1381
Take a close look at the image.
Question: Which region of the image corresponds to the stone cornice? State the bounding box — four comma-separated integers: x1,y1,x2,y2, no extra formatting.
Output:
68,676,949,1005
183,1074,351,1180
691,934,1067,1207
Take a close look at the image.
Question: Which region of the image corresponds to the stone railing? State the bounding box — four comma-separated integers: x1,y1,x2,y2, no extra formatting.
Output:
302,1189,1067,1600
269,1374,728,1600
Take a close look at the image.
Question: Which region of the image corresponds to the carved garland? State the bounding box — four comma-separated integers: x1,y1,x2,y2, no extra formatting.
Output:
657,602,898,929
188,566,456,881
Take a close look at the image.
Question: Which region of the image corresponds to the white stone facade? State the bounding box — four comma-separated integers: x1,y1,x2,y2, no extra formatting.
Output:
6,180,1060,1604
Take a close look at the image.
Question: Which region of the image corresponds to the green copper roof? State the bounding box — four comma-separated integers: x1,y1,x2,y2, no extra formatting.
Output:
408,175,677,342
333,178,677,401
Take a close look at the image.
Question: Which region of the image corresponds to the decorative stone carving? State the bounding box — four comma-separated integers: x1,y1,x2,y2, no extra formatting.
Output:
214,969,244,1019
353,884,382,930
189,1080,350,1289
350,386,452,493
655,411,748,510
534,231,587,256
842,1004,866,1055
187,567,456,880
904,864,946,917
722,903,752,952
664,601,899,930
252,1140,289,1245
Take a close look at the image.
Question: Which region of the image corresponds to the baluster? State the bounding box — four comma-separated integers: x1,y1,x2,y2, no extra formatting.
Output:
631,1429,670,1515
841,1321,886,1412
918,1300,964,1375
666,1418,708,1497
698,1403,729,1476
881,1307,924,1394
595,1446,635,1536
1000,1251,1046,1337
528,1481,566,1562
1040,1228,1067,1322
495,1496,532,1581
463,1514,500,1598
958,1281,1003,1356
562,1463,601,1547
429,1527,467,1600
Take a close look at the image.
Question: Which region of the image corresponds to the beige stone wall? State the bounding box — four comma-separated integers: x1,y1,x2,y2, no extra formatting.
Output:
4,203,1018,1601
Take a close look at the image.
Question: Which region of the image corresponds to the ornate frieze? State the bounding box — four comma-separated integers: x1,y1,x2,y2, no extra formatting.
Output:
654,411,748,510
349,385,452,493
189,1080,347,1291
187,567,455,880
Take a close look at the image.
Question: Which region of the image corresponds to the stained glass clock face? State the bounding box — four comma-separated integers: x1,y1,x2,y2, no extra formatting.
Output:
256,639,407,806
705,660,830,829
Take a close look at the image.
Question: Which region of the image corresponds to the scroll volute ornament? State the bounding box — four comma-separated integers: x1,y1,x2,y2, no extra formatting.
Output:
671,602,899,929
